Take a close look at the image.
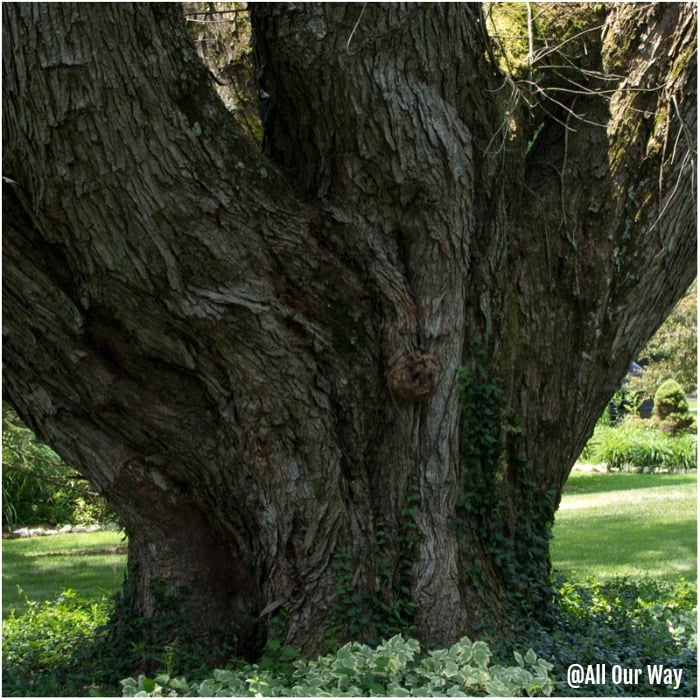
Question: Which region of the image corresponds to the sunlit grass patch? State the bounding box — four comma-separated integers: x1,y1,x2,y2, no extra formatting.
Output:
2,531,127,616
551,471,697,581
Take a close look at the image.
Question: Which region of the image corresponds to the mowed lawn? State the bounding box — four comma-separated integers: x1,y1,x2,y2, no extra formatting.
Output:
2,530,127,616
551,470,697,581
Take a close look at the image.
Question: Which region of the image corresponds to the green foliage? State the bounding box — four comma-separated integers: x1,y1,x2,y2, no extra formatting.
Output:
106,579,245,679
328,479,422,646
581,418,696,471
2,405,116,527
121,633,554,697
455,342,555,620
3,580,694,698
2,589,113,696
603,389,643,426
629,283,697,395
652,379,696,435
1,579,243,696
492,577,697,697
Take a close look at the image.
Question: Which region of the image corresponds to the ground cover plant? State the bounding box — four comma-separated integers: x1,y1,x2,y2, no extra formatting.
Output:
491,577,697,697
121,634,555,697
1,589,113,697
3,576,694,697
119,575,697,698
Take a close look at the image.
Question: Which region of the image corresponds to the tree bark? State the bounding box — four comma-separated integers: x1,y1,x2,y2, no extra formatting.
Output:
2,2,696,658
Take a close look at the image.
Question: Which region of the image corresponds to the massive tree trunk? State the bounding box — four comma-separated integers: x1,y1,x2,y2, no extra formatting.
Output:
3,2,696,656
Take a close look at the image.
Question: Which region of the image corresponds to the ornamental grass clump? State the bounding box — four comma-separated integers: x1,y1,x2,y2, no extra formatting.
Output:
582,419,696,472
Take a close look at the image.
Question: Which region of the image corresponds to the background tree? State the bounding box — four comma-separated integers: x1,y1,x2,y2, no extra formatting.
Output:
628,282,697,396
2,2,696,657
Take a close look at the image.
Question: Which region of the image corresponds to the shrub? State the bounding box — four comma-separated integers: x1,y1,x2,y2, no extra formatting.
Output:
2,585,229,696
668,432,699,471
652,379,696,435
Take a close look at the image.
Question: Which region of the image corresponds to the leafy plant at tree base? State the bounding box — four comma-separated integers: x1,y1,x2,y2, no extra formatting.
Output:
652,379,696,435
120,634,555,697
491,576,697,697
3,578,694,697
2,582,244,697
1,589,112,696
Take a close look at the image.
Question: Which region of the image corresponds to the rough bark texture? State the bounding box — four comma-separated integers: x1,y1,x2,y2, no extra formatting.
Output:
2,2,696,657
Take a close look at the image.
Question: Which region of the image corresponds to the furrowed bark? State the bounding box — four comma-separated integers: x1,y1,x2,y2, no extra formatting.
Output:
2,2,696,658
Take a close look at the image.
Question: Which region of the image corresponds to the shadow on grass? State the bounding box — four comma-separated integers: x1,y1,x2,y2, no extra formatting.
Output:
563,471,696,496
2,553,126,616
22,545,128,557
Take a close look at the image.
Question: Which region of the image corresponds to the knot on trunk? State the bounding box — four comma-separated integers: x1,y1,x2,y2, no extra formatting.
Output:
387,350,439,401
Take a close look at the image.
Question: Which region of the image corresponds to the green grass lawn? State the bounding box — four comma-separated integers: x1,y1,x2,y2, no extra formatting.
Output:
2,530,127,616
551,470,697,581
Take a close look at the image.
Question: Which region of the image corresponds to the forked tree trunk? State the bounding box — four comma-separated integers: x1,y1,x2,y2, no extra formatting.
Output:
2,3,696,657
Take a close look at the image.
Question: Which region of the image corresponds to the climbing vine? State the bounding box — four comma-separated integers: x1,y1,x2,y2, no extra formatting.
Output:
329,478,422,646
455,341,556,626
